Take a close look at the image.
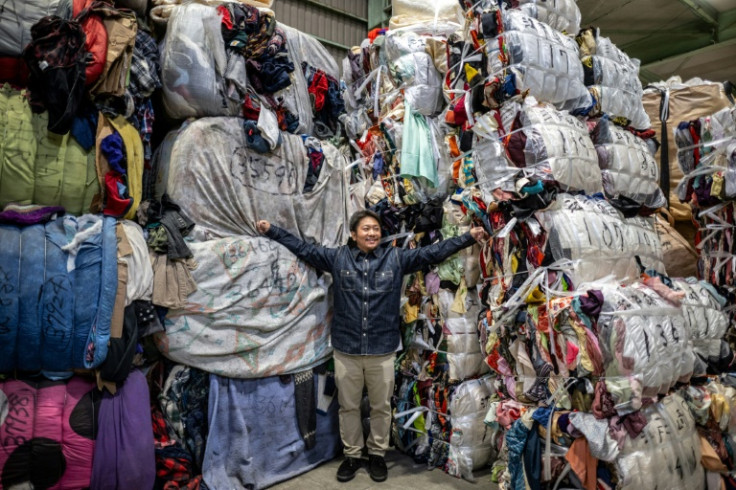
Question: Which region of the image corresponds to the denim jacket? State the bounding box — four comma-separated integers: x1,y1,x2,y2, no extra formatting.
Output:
266,226,476,355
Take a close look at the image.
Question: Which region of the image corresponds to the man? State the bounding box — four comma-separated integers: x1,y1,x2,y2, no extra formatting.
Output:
257,210,487,483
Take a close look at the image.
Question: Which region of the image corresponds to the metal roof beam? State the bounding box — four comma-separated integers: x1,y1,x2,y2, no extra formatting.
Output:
676,0,719,26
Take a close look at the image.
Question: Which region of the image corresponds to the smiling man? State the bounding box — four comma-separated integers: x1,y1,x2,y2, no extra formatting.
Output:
257,209,487,483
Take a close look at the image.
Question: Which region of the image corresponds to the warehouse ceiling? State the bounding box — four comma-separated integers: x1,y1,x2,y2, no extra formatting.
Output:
577,0,736,84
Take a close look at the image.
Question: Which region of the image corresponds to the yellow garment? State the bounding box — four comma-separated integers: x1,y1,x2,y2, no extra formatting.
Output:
109,116,143,220
711,173,724,198
451,277,468,314
700,435,728,472
403,303,419,323
464,64,480,84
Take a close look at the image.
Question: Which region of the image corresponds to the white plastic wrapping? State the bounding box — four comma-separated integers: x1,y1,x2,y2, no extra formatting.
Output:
447,378,496,480
504,98,603,194
384,30,444,116
0,0,71,56
592,117,666,209
438,290,489,381
614,393,703,490
598,282,694,396
581,34,650,128
487,11,589,112
160,3,241,119
516,0,581,35
160,117,350,245
672,278,730,374
536,194,666,284
278,24,340,136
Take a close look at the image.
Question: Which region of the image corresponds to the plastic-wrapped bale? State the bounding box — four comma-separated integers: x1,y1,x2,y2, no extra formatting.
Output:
202,373,340,489
584,393,703,490
499,97,603,194
159,117,350,245
0,377,99,490
437,290,489,382
0,0,72,56
591,117,666,211
576,28,650,129
642,80,733,222
154,235,333,378
536,194,666,284
513,0,581,35
160,3,241,119
0,86,99,215
675,106,736,205
280,24,341,136
672,278,732,375
446,378,496,480
486,10,590,112
598,282,694,398
383,29,445,117
0,215,117,373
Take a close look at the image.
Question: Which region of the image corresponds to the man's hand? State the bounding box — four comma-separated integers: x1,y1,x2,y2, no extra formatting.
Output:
470,226,489,243
257,220,271,234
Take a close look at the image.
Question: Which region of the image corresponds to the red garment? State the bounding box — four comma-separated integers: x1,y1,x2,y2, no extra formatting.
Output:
74,0,107,86
0,56,29,86
308,70,329,111
367,27,387,43
217,5,233,29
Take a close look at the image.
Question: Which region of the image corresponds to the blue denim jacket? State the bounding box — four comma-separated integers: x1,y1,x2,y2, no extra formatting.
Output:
266,226,476,355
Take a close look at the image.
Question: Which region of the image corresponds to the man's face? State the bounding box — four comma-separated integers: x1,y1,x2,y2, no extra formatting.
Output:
351,217,382,253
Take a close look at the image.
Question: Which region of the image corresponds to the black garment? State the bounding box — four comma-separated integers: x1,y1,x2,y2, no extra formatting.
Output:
23,16,87,134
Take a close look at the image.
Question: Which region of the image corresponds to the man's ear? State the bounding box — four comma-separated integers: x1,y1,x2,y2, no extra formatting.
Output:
350,231,357,241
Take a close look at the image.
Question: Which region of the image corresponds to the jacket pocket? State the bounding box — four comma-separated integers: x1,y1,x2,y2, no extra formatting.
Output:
374,270,393,292
340,269,357,292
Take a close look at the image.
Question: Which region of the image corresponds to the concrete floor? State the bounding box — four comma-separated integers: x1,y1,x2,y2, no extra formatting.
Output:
269,451,498,490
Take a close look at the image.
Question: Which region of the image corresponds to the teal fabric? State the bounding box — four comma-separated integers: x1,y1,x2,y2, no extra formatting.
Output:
400,103,437,187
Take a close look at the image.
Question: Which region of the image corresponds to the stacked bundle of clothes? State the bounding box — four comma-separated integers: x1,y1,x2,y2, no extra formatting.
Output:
337,0,736,487
675,105,736,342
0,0,349,488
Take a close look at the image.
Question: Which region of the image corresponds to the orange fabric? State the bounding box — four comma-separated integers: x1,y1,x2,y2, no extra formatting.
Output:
565,437,598,490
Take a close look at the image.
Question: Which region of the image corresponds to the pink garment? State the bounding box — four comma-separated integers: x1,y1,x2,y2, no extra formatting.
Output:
0,377,97,489
496,400,524,429
644,276,685,306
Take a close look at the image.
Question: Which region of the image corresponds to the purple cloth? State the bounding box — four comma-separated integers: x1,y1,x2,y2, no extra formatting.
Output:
579,290,604,319
100,132,127,174
90,370,156,490
0,205,65,224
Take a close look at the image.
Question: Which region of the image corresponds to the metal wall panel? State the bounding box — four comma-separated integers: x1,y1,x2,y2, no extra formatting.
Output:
273,0,367,49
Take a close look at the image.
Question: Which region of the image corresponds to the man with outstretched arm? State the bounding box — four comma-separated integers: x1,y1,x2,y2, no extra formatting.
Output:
257,209,488,483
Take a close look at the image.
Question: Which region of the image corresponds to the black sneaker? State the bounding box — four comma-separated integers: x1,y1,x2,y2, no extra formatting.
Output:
368,455,387,482
336,457,362,482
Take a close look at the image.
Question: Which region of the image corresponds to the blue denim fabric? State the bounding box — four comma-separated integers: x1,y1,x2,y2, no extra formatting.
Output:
0,216,116,372
266,226,475,355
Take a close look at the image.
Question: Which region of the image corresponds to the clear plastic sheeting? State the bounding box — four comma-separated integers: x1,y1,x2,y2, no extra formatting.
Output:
487,11,590,112
447,378,496,480
279,24,340,136
438,290,489,381
537,194,666,284
160,3,241,119
503,98,602,194
578,31,650,129
612,393,704,490
597,282,694,397
592,117,666,209
384,30,445,116
516,0,581,35
672,278,731,375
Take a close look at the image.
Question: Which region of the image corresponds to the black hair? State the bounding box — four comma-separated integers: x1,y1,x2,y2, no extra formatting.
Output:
349,209,382,232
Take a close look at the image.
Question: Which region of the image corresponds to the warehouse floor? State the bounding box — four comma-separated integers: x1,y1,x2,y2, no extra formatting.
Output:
270,451,498,489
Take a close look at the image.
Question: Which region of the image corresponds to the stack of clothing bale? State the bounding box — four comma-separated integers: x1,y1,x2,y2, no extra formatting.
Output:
339,0,736,487
0,0,350,488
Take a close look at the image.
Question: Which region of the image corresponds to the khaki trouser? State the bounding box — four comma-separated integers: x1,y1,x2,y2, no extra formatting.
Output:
334,350,395,458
